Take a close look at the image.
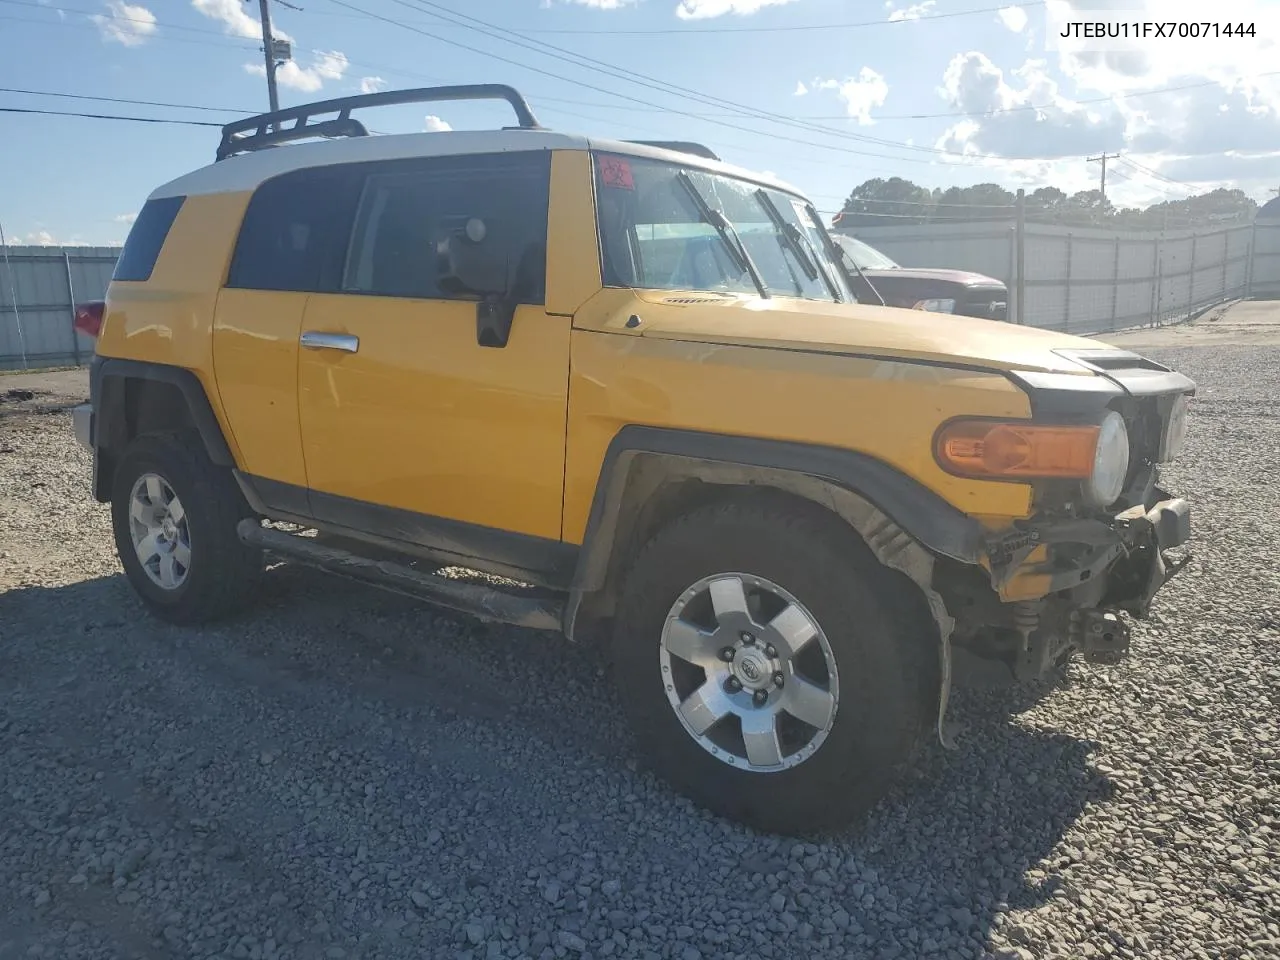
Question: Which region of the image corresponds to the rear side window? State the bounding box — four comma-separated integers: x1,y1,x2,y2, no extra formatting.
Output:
342,152,551,303
113,195,185,282
226,166,364,292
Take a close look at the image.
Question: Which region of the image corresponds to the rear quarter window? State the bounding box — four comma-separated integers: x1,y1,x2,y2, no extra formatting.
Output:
112,195,185,282
226,166,364,293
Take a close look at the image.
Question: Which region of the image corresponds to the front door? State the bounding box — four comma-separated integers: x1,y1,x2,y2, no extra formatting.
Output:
296,151,571,552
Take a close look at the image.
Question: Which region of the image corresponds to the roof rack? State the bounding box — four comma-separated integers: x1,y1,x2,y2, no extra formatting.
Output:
624,140,720,161
215,84,543,162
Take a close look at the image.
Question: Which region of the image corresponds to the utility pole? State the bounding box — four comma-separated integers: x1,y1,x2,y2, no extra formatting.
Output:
1087,153,1121,203
254,0,280,117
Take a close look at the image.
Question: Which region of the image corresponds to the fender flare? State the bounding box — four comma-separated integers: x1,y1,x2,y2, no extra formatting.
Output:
90,357,235,492
569,425,983,602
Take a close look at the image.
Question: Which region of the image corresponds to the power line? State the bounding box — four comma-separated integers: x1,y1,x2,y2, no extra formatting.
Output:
320,0,993,166
1118,156,1201,193
0,105,223,126
0,10,260,50
0,0,254,40
0,86,252,114
308,0,1046,34
352,0,1017,164
6,0,1277,126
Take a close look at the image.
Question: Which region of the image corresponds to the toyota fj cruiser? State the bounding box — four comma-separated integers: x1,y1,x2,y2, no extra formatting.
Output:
73,85,1194,834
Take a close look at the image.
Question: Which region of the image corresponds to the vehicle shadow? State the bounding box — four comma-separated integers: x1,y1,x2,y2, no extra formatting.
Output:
2,565,1109,958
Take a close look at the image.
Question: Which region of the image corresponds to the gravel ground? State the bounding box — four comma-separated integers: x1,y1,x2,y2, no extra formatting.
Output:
2,304,1278,960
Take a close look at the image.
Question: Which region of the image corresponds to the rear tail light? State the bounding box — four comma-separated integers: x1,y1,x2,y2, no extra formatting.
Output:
74,300,105,339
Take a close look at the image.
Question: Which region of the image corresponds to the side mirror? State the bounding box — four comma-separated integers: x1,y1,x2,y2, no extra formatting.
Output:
437,219,516,348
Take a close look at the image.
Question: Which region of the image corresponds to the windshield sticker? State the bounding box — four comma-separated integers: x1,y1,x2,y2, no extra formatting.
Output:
598,155,635,191
792,200,818,228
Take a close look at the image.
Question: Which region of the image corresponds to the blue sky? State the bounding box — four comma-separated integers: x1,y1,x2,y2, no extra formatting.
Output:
2,0,1278,245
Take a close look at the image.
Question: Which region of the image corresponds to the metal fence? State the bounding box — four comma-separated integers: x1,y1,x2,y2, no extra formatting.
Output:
0,245,119,372
4,220,1280,370
849,215,1280,336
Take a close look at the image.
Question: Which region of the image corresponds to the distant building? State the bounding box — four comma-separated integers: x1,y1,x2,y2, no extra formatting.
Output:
1257,196,1280,221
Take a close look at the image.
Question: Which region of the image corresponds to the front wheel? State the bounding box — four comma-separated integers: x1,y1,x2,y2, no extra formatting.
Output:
612,496,931,835
111,431,262,625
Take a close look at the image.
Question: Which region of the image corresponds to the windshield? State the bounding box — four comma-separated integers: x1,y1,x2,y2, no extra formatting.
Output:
593,152,852,303
833,234,900,270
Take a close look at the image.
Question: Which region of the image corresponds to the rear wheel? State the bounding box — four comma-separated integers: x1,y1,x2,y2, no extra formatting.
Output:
612,496,931,835
111,431,262,624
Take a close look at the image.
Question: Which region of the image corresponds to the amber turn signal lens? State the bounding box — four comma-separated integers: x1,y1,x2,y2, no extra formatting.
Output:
935,420,1100,479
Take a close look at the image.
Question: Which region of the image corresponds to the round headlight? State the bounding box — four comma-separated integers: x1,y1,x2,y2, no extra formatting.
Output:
1086,410,1130,507
1161,394,1189,462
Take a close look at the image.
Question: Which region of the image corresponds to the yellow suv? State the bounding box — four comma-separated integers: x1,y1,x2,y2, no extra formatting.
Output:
73,85,1194,834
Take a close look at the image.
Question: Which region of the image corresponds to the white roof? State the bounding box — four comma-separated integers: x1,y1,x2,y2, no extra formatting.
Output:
149,128,806,202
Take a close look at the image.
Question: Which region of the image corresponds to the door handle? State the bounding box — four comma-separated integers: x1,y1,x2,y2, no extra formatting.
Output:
300,331,359,354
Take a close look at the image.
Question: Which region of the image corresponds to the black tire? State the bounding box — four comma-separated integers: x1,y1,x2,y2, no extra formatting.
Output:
612,495,932,835
110,430,263,625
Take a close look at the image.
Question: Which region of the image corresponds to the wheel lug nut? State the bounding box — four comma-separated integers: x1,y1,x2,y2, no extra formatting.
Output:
764,644,777,658
740,632,755,645
773,672,785,688
726,677,743,693
720,647,736,662
753,689,769,706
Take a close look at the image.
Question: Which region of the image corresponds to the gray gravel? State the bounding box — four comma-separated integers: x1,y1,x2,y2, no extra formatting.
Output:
2,310,1279,960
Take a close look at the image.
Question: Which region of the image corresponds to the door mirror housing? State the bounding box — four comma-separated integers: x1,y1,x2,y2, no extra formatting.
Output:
437,219,517,348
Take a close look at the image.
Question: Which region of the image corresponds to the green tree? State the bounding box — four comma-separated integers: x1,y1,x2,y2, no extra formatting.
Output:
932,183,1016,221
839,177,934,226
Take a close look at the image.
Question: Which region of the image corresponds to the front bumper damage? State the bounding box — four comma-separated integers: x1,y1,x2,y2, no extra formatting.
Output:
977,491,1192,681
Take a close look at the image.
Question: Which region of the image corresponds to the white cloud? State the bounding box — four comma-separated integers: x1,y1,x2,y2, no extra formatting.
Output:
193,0,290,42
885,0,935,22
931,32,1280,207
18,230,93,246
812,68,890,125
996,5,1028,32
91,1,156,47
793,81,808,97
359,76,387,94
676,0,798,19
936,52,1123,159
423,115,452,132
113,213,137,225
245,50,347,93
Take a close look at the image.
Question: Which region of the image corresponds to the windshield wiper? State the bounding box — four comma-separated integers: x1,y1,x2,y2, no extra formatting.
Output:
754,189,846,301
806,203,885,306
676,171,769,299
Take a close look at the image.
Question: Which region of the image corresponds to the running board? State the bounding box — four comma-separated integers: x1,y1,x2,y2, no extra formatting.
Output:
237,520,564,632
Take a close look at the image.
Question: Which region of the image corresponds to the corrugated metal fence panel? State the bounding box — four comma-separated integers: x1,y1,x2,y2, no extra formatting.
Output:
1252,222,1280,296
847,220,1271,335
852,221,1017,284
0,245,119,371
3,228,1280,370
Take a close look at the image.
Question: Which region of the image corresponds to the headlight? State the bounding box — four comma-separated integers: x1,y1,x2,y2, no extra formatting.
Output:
1159,393,1189,462
1085,410,1130,507
912,298,956,314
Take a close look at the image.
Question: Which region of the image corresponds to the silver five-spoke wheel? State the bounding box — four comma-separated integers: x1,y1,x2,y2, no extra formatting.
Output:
660,573,839,772
128,472,191,591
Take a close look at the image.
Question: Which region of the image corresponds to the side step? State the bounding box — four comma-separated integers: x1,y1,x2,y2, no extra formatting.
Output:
237,520,564,632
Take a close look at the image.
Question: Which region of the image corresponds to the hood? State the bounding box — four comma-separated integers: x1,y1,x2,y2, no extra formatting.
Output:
859,267,1005,288
627,291,1105,375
